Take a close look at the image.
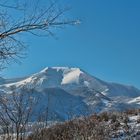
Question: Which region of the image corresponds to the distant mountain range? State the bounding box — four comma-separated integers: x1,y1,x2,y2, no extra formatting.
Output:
0,67,140,121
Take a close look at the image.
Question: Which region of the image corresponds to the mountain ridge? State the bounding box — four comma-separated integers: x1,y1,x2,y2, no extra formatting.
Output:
0,67,140,121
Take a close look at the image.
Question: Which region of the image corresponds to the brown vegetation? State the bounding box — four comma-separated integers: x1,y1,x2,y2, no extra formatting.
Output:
27,109,140,140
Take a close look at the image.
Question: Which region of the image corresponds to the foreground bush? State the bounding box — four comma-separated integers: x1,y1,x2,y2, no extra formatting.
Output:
27,109,140,140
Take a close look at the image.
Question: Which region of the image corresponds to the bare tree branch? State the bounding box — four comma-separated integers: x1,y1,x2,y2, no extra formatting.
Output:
0,0,79,69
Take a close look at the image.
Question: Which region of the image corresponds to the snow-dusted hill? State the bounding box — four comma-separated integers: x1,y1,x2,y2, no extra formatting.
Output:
0,67,140,121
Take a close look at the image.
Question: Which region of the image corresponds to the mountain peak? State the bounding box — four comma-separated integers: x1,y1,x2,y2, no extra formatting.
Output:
39,66,84,85
40,66,83,73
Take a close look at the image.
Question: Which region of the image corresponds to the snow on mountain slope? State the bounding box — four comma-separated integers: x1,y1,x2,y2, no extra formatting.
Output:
28,87,90,121
61,68,83,85
0,67,140,121
128,96,140,105
1,67,106,90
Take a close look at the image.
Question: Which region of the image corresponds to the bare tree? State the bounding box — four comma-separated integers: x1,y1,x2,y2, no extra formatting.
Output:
0,87,37,140
0,0,79,69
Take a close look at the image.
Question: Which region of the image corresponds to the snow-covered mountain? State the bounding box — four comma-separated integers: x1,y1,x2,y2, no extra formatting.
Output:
0,67,140,121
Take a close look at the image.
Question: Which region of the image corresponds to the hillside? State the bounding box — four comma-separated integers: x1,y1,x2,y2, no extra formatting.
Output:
0,67,140,121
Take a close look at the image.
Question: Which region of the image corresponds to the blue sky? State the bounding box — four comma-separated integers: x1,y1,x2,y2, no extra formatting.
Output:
2,0,140,88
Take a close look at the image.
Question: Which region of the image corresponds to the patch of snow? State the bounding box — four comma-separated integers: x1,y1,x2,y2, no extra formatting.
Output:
101,88,109,95
128,96,140,105
61,68,83,85
129,115,139,122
